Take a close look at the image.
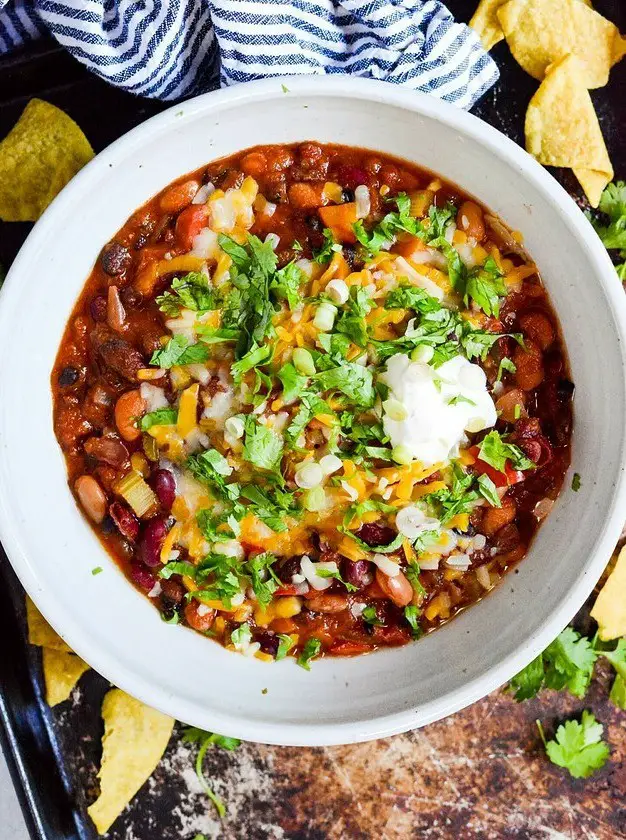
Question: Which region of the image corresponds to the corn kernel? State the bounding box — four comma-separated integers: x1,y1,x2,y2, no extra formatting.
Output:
130,452,149,477
274,597,302,619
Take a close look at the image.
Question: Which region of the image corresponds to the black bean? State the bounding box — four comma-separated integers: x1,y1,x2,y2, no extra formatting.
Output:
556,378,575,402
100,241,131,276
342,188,355,203
306,214,322,233
254,630,279,657
58,366,80,387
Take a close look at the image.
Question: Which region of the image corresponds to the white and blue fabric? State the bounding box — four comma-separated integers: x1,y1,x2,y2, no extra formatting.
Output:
0,0,498,109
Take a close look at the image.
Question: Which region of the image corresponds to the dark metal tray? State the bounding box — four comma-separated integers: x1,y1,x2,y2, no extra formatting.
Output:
1,4,625,837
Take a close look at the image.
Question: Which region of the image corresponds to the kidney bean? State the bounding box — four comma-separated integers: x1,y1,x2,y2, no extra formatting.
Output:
90,295,108,322
495,388,527,424
150,469,176,511
109,502,140,541
335,164,368,189
254,630,279,657
356,523,397,548
277,556,303,584
159,179,200,213
120,286,143,309
342,559,372,590
138,517,169,567
130,564,156,592
305,594,348,614
96,331,145,382
492,523,521,555
557,378,575,402
84,435,129,469
184,600,215,632
375,568,413,608
75,475,107,523
100,241,131,276
482,498,516,538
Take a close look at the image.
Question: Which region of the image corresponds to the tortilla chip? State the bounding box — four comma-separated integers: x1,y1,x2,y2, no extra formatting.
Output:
42,648,90,706
88,689,174,835
498,0,623,88
469,0,509,51
26,596,73,653
591,545,626,640
525,55,613,207
0,98,94,222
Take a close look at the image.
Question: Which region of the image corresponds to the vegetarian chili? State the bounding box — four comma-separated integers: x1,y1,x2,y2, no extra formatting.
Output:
52,142,573,667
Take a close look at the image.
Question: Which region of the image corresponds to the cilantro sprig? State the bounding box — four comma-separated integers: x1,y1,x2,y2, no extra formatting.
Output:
537,712,610,779
182,727,240,818
589,181,626,279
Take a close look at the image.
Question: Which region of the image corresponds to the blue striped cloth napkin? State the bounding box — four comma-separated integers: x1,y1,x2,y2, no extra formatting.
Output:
0,0,498,109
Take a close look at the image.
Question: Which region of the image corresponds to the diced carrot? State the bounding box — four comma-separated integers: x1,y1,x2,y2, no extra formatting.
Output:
175,204,208,250
318,202,358,243
392,236,428,260
288,182,326,211
482,498,517,537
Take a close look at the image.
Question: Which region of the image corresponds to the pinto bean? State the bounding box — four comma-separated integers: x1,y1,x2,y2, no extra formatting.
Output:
114,390,146,442
375,568,413,607
75,475,107,523
184,600,216,632
482,498,516,538
240,151,268,177
514,339,544,391
457,201,485,241
84,435,130,468
495,388,527,424
305,594,349,613
519,311,554,350
159,179,200,213
81,384,114,428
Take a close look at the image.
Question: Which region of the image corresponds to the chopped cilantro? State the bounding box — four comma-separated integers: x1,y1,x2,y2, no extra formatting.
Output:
339,526,404,554
537,712,610,779
589,181,626,279
138,406,178,431
150,335,210,368
602,639,626,710
91,566,103,576
276,634,295,660
477,474,501,508
242,415,283,472
156,271,219,316
478,430,535,473
316,566,357,593
343,499,397,527
278,362,309,404
571,473,581,492
297,637,322,670
195,326,239,345
270,261,305,310
448,394,476,407
313,228,340,264
231,341,272,383
159,561,197,580
496,357,516,383
315,362,375,407
362,605,384,626
186,449,241,506
403,605,422,638
242,551,279,606
385,284,442,314
239,484,299,532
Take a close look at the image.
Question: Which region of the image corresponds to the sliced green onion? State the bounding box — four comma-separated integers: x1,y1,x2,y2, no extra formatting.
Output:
392,444,413,466
411,345,434,364
293,347,316,376
303,486,326,512
313,301,337,331
383,398,408,422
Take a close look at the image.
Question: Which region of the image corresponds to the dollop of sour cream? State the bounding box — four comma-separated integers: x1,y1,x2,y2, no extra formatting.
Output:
380,353,497,466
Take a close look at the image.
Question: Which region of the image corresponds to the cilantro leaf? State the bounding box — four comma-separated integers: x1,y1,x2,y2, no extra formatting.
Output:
315,362,375,407
239,484,298,532
231,342,272,384
385,284,442,314
313,228,340,264
156,272,219,316
539,712,610,779
186,449,241,506
242,551,279,606
182,727,240,819
590,181,626,251
278,363,309,404
610,675,626,709
403,605,422,638
270,262,305,310
362,605,384,626
339,526,403,554
478,430,535,473
297,637,322,670
276,634,295,660
195,326,239,345
601,638,626,683
150,335,210,368
464,256,507,317
138,406,178,430
496,357,516,383
242,415,283,472
509,654,545,701
571,473,581,492
316,566,357,593
477,474,501,508
335,286,373,348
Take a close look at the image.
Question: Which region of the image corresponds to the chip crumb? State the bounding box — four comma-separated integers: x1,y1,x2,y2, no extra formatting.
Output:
0,98,93,222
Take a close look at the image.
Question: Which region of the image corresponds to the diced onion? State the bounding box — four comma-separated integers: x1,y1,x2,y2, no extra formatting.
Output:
372,554,401,577
534,497,554,522
264,232,280,249
476,565,491,589
192,182,215,204
139,383,168,412
355,185,371,219
396,505,440,540
224,416,245,439
300,556,334,591
419,556,440,570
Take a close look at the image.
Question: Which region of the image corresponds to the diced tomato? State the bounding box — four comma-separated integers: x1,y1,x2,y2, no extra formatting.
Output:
469,446,524,487
175,204,209,250
274,584,299,597
328,640,373,656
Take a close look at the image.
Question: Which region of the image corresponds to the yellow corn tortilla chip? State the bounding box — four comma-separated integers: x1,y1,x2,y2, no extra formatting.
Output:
591,545,626,640
469,0,509,51
525,55,613,207
498,0,623,88
26,596,73,653
0,98,94,222
88,689,174,835
42,648,90,707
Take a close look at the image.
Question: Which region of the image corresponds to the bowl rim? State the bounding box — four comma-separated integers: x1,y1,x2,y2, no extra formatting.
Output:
1,75,626,746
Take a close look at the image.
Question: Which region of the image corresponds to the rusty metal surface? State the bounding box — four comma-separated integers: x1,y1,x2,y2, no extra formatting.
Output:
1,1,625,838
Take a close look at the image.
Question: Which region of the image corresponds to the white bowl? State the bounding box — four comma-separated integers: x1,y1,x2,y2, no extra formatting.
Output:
1,77,625,747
